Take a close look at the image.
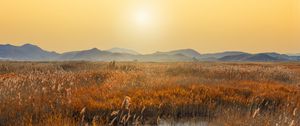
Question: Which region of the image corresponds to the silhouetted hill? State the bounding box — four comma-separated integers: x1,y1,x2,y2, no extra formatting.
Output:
0,43,299,62
0,44,59,60
198,51,248,61
219,53,292,62
219,53,252,61
154,49,201,58
106,47,140,55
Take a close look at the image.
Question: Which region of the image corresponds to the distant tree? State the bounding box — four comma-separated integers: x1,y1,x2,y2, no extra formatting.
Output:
108,60,116,69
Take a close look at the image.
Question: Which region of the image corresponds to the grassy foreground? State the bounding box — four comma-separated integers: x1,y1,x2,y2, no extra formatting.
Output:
1,61,300,125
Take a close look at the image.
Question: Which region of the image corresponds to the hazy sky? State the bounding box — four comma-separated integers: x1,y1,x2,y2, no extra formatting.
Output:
0,0,299,54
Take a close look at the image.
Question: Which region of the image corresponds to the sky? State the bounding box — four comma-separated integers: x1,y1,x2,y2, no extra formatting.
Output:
0,0,299,54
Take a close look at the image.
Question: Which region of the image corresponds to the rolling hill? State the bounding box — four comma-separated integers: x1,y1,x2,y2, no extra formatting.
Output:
0,43,299,62
219,53,292,62
0,44,59,60
154,49,201,58
106,47,140,55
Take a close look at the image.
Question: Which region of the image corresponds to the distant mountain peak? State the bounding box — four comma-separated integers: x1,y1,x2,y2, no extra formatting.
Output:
0,43,59,60
0,44,15,47
218,52,291,62
78,48,102,54
174,48,195,51
0,43,299,62
158,48,201,58
20,43,42,50
107,47,140,55
171,48,200,53
22,43,36,47
89,48,101,51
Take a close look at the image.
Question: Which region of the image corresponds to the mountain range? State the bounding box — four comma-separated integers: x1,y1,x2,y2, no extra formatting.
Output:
0,43,299,62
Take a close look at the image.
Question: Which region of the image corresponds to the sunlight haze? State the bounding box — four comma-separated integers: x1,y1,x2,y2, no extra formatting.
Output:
0,0,299,54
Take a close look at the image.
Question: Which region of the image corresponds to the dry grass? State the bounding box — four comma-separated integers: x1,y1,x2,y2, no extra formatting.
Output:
0,61,300,126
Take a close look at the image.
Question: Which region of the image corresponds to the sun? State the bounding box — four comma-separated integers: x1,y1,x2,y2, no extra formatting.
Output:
135,9,152,26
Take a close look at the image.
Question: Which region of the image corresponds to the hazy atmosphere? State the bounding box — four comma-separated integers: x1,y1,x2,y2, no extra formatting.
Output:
0,0,299,54
2,1,300,126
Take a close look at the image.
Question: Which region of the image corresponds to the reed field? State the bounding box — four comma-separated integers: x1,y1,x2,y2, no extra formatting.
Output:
1,61,300,126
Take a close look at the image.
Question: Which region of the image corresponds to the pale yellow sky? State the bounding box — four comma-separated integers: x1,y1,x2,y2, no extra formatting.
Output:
0,0,299,54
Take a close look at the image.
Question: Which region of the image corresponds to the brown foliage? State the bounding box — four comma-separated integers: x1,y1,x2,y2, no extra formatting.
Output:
0,62,300,125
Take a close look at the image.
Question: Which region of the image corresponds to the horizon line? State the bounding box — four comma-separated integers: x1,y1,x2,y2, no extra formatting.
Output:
0,42,299,55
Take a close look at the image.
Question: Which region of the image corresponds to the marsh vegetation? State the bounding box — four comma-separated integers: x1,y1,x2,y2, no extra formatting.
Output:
0,61,300,126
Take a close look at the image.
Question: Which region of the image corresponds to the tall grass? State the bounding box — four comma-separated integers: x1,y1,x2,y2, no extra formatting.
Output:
0,61,299,125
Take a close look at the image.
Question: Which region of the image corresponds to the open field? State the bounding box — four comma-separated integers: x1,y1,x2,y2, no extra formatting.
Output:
1,61,300,126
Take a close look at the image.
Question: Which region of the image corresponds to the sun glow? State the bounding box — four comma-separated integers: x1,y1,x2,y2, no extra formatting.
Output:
0,0,299,53
135,9,152,26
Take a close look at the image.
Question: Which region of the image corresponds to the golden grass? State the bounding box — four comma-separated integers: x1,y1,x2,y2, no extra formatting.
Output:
0,61,300,125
